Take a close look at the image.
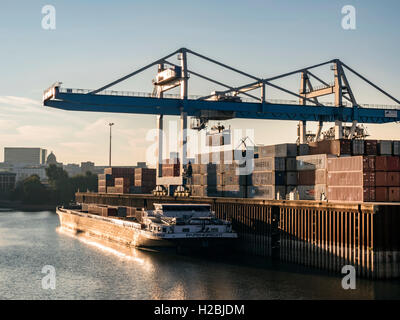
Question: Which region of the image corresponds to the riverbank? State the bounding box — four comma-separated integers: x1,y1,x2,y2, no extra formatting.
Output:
0,200,55,212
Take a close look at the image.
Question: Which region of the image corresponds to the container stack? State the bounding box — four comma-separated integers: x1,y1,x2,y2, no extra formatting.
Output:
104,167,135,194
86,204,117,217
247,144,297,200
296,154,327,200
375,156,400,202
191,149,252,197
190,163,218,197
132,168,156,194
218,161,247,198
98,173,113,193
326,156,376,202
161,159,180,177
98,167,155,195
309,139,351,156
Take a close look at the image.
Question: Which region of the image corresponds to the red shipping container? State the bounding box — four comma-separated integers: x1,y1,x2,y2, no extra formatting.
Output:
388,156,400,171
114,177,132,187
363,172,375,187
363,187,376,202
388,187,400,202
375,172,387,187
375,187,388,202
363,156,375,172
387,172,400,186
376,156,400,171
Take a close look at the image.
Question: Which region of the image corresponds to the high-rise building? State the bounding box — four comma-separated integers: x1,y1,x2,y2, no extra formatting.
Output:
4,147,47,165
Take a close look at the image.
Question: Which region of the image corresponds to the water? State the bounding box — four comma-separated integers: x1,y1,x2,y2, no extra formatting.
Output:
0,210,400,300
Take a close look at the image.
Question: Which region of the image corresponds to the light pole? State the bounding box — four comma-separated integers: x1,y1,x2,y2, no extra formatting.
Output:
108,122,114,167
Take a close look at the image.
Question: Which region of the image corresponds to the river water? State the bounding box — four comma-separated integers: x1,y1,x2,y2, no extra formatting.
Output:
0,210,399,300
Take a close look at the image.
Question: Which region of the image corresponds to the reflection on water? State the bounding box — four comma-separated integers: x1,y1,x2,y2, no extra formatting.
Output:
0,210,400,300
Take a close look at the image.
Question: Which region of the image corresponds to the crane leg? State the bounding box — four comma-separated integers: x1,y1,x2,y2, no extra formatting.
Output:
157,114,163,178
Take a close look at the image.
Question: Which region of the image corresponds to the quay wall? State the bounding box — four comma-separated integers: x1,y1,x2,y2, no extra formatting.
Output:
76,192,400,279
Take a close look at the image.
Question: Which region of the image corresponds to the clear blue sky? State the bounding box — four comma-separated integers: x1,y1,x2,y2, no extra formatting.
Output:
0,0,399,165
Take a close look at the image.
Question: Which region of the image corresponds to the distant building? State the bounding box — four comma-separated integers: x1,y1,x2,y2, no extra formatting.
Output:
0,172,16,193
4,147,47,165
81,161,95,174
63,164,81,177
46,151,62,167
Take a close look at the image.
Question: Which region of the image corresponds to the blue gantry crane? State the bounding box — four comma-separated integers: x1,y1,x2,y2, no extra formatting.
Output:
43,47,400,193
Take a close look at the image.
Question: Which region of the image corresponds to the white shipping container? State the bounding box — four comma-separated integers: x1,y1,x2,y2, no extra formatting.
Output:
296,154,327,171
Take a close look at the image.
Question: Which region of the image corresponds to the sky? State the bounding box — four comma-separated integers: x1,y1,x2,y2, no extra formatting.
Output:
0,0,399,165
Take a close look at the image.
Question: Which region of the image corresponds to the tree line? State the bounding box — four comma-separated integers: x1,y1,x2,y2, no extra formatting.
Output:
1,164,98,205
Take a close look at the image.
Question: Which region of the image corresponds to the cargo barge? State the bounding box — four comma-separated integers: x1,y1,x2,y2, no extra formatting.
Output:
77,192,400,279
57,203,237,251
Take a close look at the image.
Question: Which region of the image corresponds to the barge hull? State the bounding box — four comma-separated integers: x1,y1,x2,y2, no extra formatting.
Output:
76,192,400,279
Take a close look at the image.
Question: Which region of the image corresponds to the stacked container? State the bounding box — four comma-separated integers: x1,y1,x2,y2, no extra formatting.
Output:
189,163,218,197
326,156,376,202
98,173,113,193
247,144,297,200
375,156,400,202
133,168,156,194
296,154,327,200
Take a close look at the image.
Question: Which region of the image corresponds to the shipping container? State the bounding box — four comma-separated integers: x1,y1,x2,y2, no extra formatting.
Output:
296,154,327,171
247,185,286,200
223,172,247,186
298,144,309,156
376,156,400,171
191,185,219,197
221,185,246,198
114,177,132,187
388,187,400,202
98,186,106,193
393,141,400,156
285,157,297,171
297,169,326,185
376,187,388,202
326,155,375,172
351,140,365,155
104,167,135,176
327,171,364,186
309,139,351,156
258,143,297,158
378,140,393,155
387,172,400,187
364,140,378,155
363,187,376,202
248,171,285,186
363,172,376,187
327,186,364,202
253,157,285,171
286,171,297,185
375,172,388,187
297,184,326,201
